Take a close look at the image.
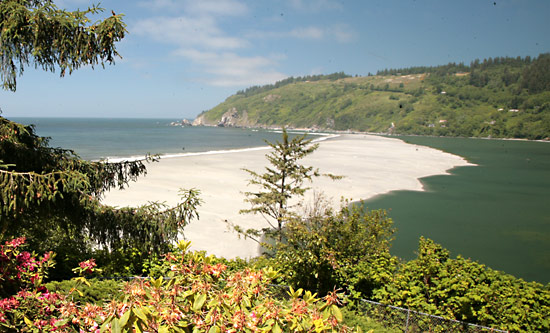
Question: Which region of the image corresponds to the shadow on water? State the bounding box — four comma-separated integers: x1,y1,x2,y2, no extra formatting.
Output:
361,136,550,283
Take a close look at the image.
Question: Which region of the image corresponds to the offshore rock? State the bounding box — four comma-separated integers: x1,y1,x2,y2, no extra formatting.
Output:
170,119,192,127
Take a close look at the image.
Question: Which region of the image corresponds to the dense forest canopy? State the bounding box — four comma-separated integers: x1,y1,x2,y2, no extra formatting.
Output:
199,54,550,140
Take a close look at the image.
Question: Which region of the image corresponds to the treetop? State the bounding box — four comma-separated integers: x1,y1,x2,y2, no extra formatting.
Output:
0,0,126,91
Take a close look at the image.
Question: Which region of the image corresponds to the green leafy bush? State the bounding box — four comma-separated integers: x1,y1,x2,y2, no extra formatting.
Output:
341,307,400,333
45,278,124,305
272,197,397,301
374,237,550,332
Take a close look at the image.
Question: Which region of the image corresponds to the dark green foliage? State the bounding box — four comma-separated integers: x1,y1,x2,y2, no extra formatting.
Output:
0,0,126,91
377,62,470,77
93,243,174,278
521,53,550,93
45,278,125,304
374,237,550,332
273,198,397,300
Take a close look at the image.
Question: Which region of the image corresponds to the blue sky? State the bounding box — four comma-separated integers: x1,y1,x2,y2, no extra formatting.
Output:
2,0,549,119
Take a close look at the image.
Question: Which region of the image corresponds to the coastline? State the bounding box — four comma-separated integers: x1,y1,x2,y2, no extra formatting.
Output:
102,134,474,259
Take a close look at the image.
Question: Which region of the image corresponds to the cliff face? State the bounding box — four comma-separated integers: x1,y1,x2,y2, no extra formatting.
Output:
193,107,251,127
218,108,250,127
191,114,210,126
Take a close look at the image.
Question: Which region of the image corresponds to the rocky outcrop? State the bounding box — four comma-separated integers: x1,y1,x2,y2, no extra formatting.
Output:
263,94,280,103
192,114,212,126
192,108,252,127
217,108,249,127
170,119,193,126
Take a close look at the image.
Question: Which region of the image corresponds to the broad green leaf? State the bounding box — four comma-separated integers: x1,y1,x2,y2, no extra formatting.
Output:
119,309,132,328
331,305,343,322
134,307,148,322
193,293,207,311
23,316,33,327
111,318,121,333
272,322,282,333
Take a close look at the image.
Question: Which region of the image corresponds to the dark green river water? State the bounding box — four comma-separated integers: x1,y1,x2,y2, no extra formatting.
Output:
363,136,550,283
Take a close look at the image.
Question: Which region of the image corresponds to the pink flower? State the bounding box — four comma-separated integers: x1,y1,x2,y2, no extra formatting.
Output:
0,297,19,310
6,237,26,248
16,251,31,264
37,286,48,293
79,259,97,274
41,252,52,263
30,273,40,284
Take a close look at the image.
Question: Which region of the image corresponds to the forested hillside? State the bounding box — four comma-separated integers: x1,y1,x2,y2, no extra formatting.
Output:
196,54,550,140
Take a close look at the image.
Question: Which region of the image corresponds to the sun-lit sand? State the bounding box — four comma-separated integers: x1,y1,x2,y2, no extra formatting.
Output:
102,134,473,259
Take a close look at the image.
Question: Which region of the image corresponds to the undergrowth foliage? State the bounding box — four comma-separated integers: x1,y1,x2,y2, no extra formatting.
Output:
273,197,396,301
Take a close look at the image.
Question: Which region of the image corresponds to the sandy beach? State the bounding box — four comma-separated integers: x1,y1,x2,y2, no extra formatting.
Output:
102,134,473,259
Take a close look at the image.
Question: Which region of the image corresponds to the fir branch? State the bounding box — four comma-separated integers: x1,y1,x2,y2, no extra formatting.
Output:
87,188,202,254
0,167,90,216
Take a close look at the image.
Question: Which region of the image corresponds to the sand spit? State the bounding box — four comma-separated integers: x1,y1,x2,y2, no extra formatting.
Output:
102,134,474,259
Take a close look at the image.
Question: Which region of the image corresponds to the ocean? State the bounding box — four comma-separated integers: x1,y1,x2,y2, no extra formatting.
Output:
10,117,328,161
8,117,550,283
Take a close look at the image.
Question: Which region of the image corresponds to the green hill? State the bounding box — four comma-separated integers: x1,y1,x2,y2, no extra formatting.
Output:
194,54,550,140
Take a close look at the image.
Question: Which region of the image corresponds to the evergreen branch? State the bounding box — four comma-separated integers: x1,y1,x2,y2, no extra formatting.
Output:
223,220,262,244
0,0,127,91
88,154,159,195
0,167,90,217
86,188,202,254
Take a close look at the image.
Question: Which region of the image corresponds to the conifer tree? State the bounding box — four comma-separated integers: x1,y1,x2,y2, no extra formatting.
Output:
0,1,201,277
241,128,340,241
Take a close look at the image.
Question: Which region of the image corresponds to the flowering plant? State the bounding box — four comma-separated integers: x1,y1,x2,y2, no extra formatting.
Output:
0,237,54,297
96,240,356,332
0,237,68,331
0,238,360,332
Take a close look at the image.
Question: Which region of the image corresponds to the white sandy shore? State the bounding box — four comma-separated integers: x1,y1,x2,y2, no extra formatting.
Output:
102,134,473,259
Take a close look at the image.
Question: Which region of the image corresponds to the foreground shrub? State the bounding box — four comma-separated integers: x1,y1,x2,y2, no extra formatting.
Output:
273,199,397,301
0,237,54,298
1,237,358,332
93,240,356,332
0,237,68,331
374,237,550,332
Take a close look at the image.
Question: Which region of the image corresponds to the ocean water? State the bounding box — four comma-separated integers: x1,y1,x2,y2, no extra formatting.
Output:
10,117,327,161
